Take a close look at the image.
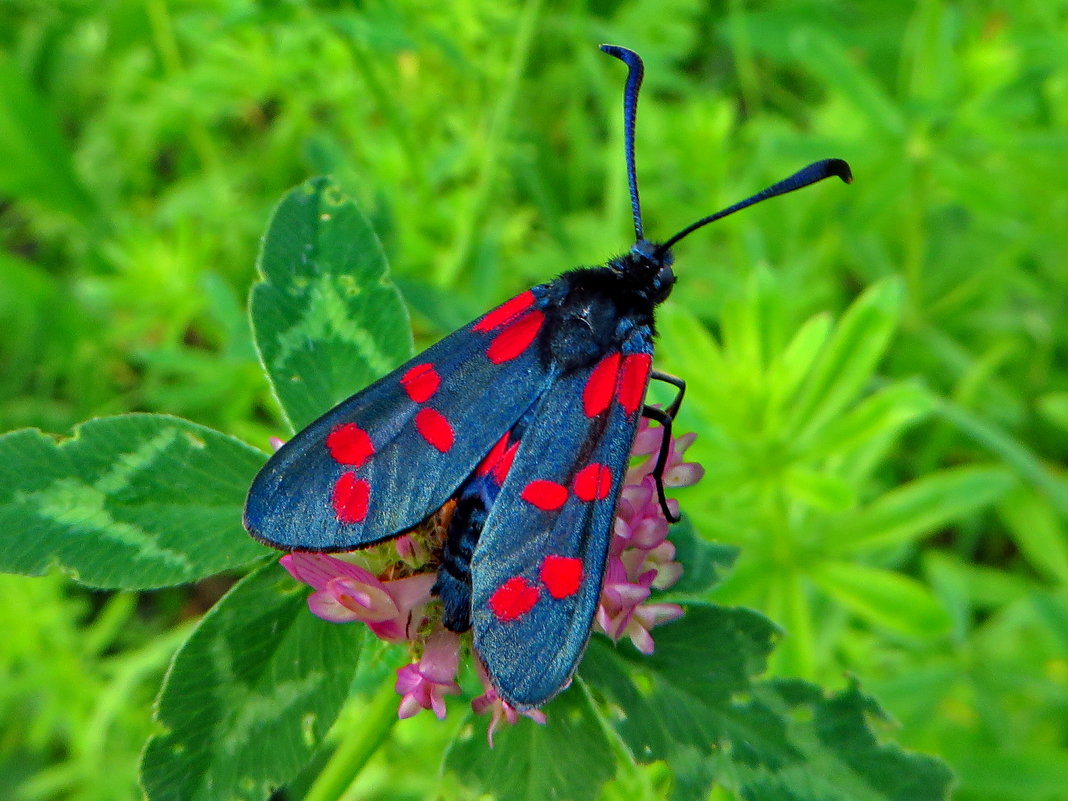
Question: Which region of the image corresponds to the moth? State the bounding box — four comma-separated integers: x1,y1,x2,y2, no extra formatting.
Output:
244,45,851,709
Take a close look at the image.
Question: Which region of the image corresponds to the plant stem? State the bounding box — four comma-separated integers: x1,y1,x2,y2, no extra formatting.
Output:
302,681,400,801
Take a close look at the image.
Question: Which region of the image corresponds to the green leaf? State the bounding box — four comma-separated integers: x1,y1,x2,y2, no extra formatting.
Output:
783,467,856,512
1037,391,1068,435
444,685,614,801
785,278,904,446
719,266,782,374
950,746,1068,801
663,517,740,597
655,304,732,434
451,605,951,801
767,312,832,413
824,465,1015,554
924,552,1034,611
733,679,954,801
998,486,1068,583
250,178,414,432
0,415,269,589
583,606,788,773
799,382,934,462
811,562,952,637
788,30,907,139
0,55,97,221
141,562,363,801
935,397,1068,518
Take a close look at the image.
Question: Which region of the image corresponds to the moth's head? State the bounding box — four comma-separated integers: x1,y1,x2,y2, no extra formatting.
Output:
622,238,675,304
599,46,851,313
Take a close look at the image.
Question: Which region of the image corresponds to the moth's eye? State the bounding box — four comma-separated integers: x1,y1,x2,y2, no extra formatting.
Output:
653,266,675,300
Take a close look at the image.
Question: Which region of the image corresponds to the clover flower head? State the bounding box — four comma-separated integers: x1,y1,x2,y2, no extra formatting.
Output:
279,418,702,728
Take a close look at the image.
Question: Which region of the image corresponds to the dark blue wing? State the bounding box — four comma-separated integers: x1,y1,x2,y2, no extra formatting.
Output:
244,289,555,551
470,336,654,708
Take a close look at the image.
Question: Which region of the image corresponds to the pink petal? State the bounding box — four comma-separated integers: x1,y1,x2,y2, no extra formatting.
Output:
665,462,705,488
471,659,548,746
636,602,685,629
673,432,697,455
627,623,656,654
420,629,462,684
630,422,662,457
429,688,450,720
281,552,377,591
366,618,410,642
601,610,632,640
631,516,669,549
652,560,683,590
397,693,424,719
388,573,438,615
395,664,422,695
395,534,428,564
326,576,399,623
594,605,613,635
306,590,361,622
609,582,651,609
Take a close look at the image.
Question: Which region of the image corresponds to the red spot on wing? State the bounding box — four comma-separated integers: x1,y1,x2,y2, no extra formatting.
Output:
415,408,455,452
617,353,652,415
486,311,544,364
400,363,440,403
473,290,536,332
489,576,540,622
583,353,621,417
521,480,569,510
490,442,520,485
326,423,375,468
540,555,583,599
477,432,511,476
332,472,369,523
573,463,613,502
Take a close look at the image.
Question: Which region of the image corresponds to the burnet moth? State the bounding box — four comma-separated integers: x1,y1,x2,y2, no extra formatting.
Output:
243,45,852,710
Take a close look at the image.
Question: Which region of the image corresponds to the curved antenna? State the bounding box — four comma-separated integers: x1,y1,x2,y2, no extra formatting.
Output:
656,159,853,256
600,44,645,242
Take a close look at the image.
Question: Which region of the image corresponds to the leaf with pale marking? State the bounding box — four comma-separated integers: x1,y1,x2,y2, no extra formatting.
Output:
251,177,414,432
0,415,269,589
141,562,363,801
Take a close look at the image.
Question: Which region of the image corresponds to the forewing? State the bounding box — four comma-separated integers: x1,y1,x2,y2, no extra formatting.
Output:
244,290,554,550
470,343,654,708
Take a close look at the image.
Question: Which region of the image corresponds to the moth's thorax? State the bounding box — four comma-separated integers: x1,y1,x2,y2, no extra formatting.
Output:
540,258,662,370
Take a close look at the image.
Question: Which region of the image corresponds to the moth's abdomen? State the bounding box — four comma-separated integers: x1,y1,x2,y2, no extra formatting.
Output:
433,488,484,631
433,407,534,631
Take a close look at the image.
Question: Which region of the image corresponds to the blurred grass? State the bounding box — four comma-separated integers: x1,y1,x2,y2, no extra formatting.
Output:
1,1,1066,800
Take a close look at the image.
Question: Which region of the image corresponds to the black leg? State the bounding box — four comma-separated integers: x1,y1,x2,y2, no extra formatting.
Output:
650,370,686,419
641,404,681,523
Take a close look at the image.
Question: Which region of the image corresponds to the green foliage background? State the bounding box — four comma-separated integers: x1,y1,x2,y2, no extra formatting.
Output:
1,1,1066,799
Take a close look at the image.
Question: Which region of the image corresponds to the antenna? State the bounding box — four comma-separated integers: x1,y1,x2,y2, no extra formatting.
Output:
656,159,853,256
600,45,645,242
